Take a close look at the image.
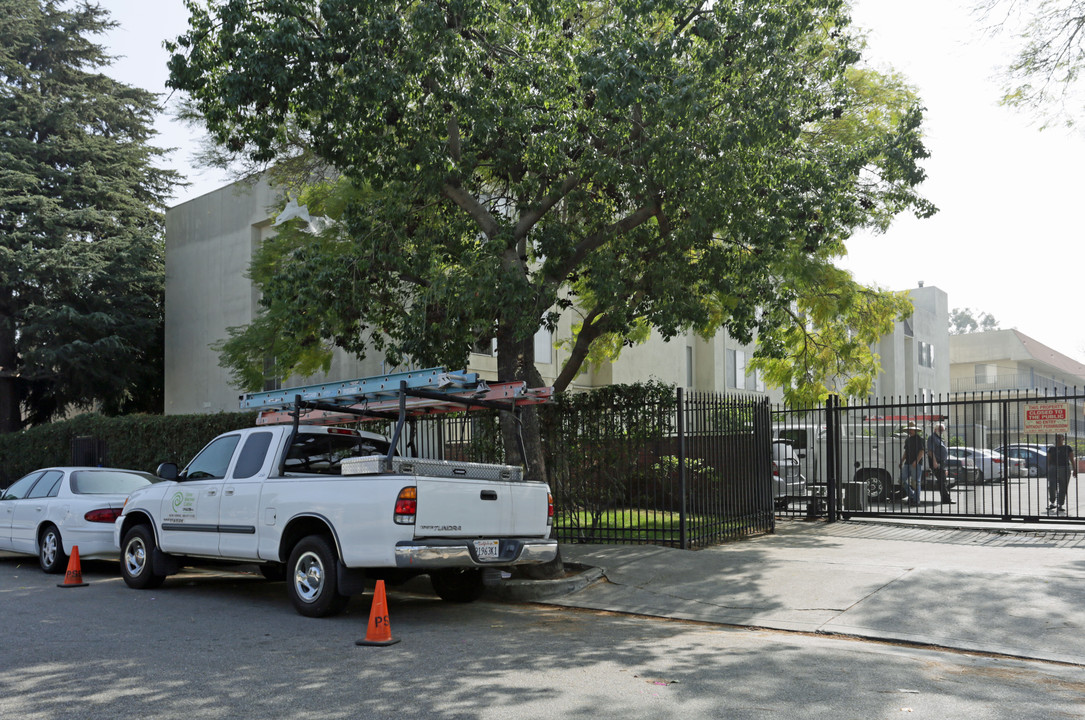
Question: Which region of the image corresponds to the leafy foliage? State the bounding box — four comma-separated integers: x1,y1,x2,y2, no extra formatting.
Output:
0,411,258,487
0,0,180,431
949,306,1000,334
750,264,913,406
979,0,1085,128
168,0,935,403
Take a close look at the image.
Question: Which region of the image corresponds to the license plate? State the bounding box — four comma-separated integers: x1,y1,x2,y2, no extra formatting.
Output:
473,539,500,560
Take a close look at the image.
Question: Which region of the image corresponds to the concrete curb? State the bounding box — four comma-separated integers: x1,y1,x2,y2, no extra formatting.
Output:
484,563,605,602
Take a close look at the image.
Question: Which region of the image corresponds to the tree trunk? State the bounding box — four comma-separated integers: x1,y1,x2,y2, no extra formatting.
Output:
495,328,564,579
0,298,22,433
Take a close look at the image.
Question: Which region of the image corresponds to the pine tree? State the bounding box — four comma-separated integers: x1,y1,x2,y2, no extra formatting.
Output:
0,0,179,432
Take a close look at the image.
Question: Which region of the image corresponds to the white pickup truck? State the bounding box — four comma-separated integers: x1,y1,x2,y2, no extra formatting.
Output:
114,371,558,617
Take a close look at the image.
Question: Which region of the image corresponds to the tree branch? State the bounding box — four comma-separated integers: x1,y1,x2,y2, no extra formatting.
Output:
441,183,501,238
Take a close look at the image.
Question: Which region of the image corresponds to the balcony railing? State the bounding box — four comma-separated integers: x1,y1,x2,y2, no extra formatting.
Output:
952,373,1071,395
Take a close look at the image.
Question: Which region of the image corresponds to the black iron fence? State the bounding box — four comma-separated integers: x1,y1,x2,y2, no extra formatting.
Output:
395,386,775,549
772,389,1085,525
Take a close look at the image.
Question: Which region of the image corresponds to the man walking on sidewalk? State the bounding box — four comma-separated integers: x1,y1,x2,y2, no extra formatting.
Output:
926,422,955,505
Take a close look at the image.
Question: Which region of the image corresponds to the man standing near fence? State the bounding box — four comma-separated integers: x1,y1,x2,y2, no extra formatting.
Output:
926,423,954,505
1046,433,1076,515
899,422,924,506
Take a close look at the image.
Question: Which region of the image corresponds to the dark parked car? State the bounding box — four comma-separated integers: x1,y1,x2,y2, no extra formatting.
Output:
996,445,1049,477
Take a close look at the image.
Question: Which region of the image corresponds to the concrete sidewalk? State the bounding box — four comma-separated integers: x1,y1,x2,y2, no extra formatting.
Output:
533,520,1085,666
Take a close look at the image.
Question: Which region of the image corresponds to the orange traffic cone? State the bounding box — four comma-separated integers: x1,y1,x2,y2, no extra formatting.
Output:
57,545,89,588
355,580,400,646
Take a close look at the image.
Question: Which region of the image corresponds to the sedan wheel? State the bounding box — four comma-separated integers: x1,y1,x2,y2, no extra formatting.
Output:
39,525,68,574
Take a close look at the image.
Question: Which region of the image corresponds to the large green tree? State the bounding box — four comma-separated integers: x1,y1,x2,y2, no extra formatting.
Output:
0,0,180,432
168,0,933,468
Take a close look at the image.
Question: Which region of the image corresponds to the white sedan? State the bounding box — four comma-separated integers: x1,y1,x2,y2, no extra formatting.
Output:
948,447,1024,483
0,467,157,573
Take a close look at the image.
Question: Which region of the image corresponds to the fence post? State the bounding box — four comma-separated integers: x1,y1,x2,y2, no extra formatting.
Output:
825,394,839,523
677,387,688,549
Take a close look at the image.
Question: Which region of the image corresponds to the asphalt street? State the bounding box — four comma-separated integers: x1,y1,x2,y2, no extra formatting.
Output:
3,519,1085,719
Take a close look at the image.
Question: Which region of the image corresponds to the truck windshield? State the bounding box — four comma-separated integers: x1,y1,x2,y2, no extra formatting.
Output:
283,433,392,475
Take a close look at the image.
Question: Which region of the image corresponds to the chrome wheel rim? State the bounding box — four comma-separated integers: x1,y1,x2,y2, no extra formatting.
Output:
124,537,148,577
41,531,58,567
293,551,324,603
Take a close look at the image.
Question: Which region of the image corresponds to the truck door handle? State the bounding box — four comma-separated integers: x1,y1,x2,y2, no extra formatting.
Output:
480,490,498,501
224,488,235,496
206,490,217,497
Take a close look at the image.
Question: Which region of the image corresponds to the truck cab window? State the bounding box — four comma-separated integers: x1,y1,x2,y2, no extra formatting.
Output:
234,432,273,479
184,435,241,480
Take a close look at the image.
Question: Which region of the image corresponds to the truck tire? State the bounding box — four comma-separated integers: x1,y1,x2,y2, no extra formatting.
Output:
39,524,68,574
429,568,485,603
121,525,167,590
287,535,350,618
860,471,890,502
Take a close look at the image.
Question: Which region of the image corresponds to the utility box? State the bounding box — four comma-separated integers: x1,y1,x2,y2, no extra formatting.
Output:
843,481,868,512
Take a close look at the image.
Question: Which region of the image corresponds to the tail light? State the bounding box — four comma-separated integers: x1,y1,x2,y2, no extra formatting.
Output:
772,461,780,477
85,508,123,523
992,458,1003,464
394,486,417,524
546,493,554,526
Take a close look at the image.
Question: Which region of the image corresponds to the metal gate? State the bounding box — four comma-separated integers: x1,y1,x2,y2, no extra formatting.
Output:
772,390,1085,525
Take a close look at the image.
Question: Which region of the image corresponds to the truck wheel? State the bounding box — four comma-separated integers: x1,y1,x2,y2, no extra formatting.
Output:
39,524,68,574
121,525,167,590
860,472,889,502
287,535,349,618
430,568,485,603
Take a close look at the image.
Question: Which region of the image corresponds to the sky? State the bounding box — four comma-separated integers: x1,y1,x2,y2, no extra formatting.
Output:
98,0,1085,364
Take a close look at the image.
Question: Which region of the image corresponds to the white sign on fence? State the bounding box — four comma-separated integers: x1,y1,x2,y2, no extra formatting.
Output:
1023,402,1071,433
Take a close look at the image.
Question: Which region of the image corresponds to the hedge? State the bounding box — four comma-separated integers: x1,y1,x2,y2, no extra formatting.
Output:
0,411,259,487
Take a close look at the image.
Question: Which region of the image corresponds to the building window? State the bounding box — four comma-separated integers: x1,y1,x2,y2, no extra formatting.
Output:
975,363,989,384
534,326,553,364
726,349,745,389
472,337,497,357
918,341,934,368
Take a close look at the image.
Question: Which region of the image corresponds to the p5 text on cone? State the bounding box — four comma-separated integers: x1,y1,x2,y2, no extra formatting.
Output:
58,545,89,588
356,579,400,646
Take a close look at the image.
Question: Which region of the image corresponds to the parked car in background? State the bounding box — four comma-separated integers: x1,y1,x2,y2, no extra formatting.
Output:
0,467,158,573
771,439,807,509
996,444,1049,477
949,447,1024,483
921,459,969,489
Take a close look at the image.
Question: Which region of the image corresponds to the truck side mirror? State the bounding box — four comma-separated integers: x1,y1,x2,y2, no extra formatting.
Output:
156,462,179,481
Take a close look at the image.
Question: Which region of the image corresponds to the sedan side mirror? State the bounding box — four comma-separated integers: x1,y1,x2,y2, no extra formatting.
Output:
156,462,179,481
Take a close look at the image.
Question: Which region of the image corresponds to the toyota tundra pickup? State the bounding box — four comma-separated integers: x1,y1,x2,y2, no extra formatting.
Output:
114,370,558,617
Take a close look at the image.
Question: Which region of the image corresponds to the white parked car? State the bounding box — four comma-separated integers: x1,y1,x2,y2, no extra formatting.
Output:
948,447,1024,483
771,439,807,508
0,467,158,573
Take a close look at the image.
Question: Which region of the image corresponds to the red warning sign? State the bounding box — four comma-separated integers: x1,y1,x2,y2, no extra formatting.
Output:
1023,402,1070,433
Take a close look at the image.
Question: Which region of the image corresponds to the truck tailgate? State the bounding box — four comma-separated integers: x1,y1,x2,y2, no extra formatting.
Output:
414,478,550,537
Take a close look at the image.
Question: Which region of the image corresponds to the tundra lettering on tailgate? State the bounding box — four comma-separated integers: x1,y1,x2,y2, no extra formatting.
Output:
420,525,461,532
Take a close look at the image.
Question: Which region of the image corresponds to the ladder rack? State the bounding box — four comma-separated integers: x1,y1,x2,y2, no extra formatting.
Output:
240,368,554,469
239,367,479,410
